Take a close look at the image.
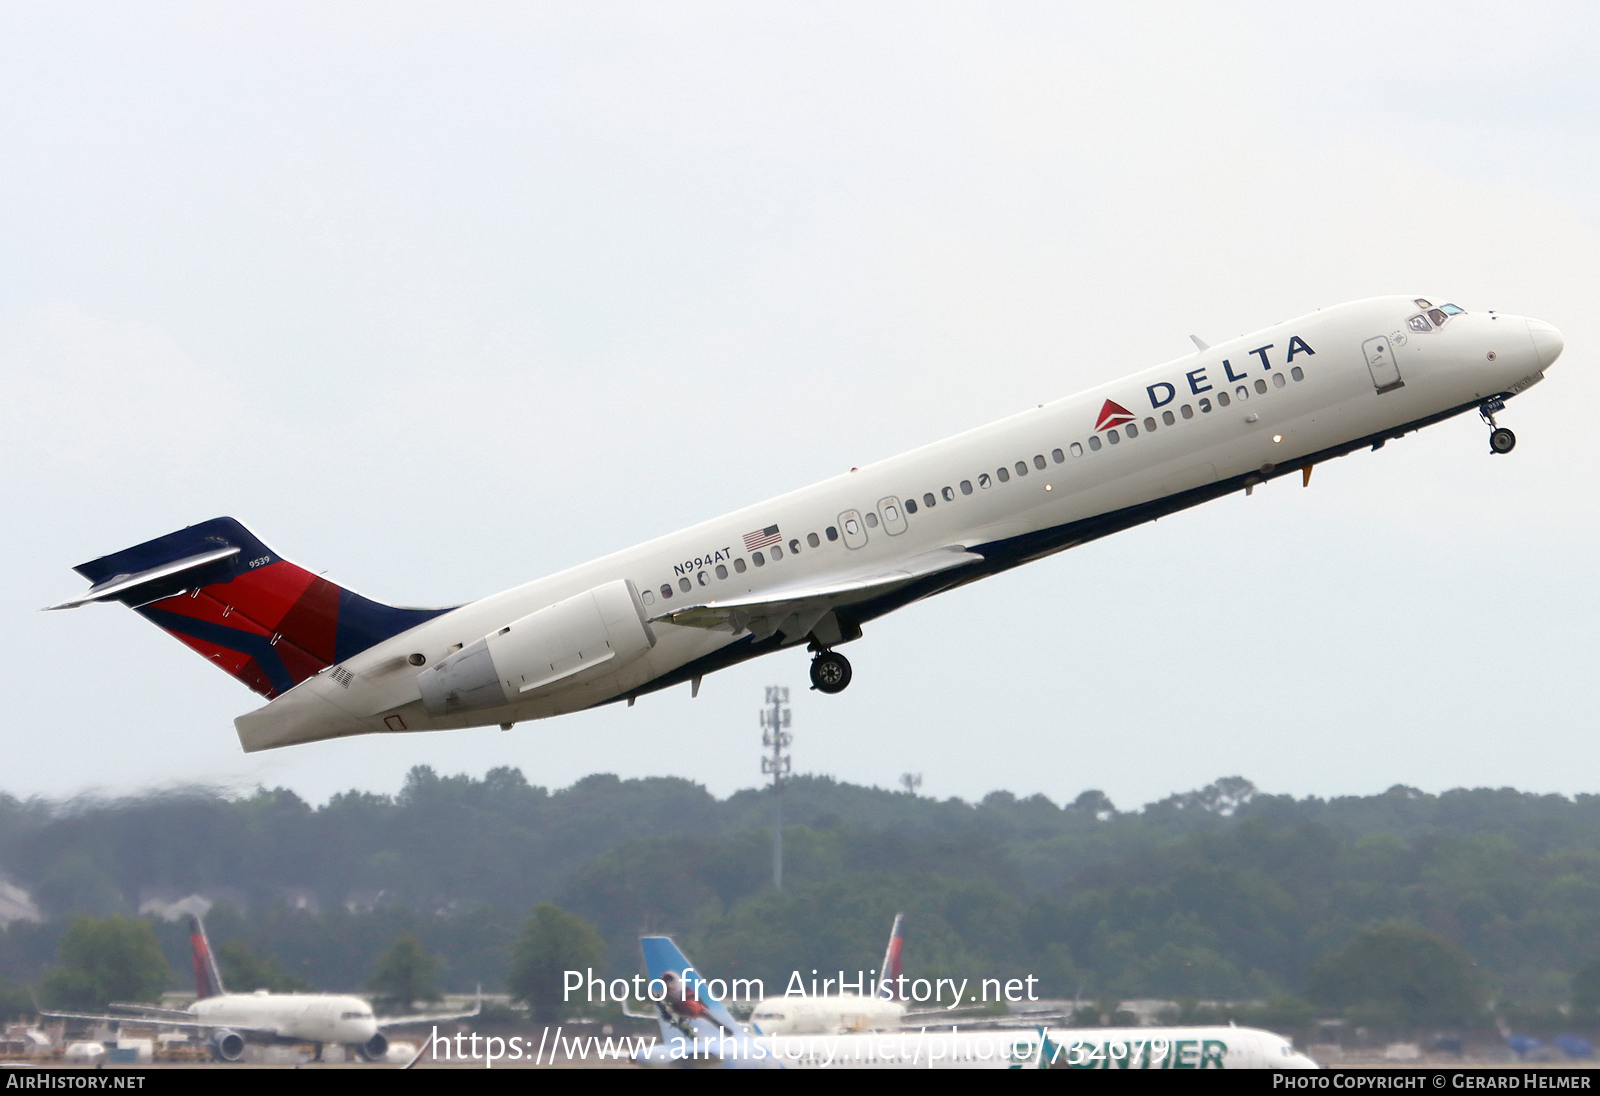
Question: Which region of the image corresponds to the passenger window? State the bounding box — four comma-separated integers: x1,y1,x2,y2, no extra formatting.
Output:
996,467,1010,482
753,551,765,566
1070,441,1083,456
642,589,655,605
787,539,799,555
1014,461,1027,476
1291,366,1305,381
1125,422,1138,438
771,545,784,560
734,558,747,573
715,564,728,579
661,584,673,599
1255,379,1267,394
697,571,708,586
1181,404,1194,419
1144,417,1157,431
1272,373,1286,388
678,577,692,593
941,486,954,502
1199,397,1212,412
825,527,838,541
1051,448,1064,463
960,480,973,495
1217,391,1231,407
979,473,992,489
807,532,820,547
1162,410,1175,425
1088,436,1102,451
1033,454,1046,470
1107,429,1120,444
922,493,935,508
904,498,917,514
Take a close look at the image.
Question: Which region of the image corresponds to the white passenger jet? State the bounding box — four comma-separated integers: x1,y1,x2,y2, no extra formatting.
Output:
748,913,908,1034
633,935,1317,1069
44,915,477,1062
50,297,1562,752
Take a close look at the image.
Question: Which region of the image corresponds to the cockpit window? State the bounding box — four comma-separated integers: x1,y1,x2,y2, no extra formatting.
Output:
1407,314,1431,333
1440,303,1465,315
1428,308,1447,326
1414,298,1432,308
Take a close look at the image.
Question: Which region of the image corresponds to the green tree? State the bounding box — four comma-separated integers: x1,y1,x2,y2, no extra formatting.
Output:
367,933,441,1012
1307,924,1485,1030
38,916,170,1009
217,939,313,994
0,973,32,1022
1571,959,1600,1025
507,904,605,1024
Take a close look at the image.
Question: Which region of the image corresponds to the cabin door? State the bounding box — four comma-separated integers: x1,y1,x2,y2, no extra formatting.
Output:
1362,336,1403,392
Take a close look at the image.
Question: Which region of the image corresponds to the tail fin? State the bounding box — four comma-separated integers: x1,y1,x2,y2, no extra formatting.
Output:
878,912,905,1000
189,915,226,1000
51,517,449,700
639,937,744,1038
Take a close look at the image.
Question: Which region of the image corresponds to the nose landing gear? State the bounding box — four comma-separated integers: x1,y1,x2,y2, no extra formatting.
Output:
809,650,852,694
1480,398,1516,455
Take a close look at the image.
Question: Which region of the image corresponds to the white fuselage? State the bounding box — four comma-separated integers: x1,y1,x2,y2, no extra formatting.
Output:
636,1024,1318,1069
190,991,378,1046
750,994,906,1035
237,296,1561,751
1042,1026,1319,1070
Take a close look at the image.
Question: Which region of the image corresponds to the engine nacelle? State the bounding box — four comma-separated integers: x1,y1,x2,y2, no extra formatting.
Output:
417,579,656,716
356,1032,389,1062
210,1029,247,1062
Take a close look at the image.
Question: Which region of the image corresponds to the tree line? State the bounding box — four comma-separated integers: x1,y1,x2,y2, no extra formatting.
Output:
6,770,1600,1034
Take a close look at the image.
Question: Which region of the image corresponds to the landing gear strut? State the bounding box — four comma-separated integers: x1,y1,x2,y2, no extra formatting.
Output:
809,650,852,694
1480,397,1516,455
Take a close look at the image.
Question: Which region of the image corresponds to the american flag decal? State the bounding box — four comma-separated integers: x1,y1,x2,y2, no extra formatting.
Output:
743,525,781,551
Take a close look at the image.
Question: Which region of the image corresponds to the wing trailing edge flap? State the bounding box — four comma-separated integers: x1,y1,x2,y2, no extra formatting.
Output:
652,545,984,641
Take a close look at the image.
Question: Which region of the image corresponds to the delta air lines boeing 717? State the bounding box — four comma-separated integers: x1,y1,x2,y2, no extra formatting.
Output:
51,296,1563,752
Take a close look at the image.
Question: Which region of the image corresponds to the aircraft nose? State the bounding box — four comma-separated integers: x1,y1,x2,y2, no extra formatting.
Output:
1527,318,1564,369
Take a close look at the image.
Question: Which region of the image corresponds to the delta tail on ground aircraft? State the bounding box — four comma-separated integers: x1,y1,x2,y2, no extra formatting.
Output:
44,916,478,1062
51,297,1563,751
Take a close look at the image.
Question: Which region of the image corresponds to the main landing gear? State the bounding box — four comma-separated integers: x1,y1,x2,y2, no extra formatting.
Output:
809,650,852,694
1480,397,1516,455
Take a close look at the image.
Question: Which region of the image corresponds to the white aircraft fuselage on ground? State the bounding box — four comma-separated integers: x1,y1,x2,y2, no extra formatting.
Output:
187,991,382,1060
42,915,476,1061
53,296,1563,751
636,1024,1320,1070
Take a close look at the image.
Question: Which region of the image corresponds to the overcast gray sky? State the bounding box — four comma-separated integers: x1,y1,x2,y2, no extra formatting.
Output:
3,2,1597,811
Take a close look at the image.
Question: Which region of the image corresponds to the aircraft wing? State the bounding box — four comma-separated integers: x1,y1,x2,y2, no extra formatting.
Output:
651,545,984,640
39,1007,276,1039
377,990,481,1029
108,1002,202,1021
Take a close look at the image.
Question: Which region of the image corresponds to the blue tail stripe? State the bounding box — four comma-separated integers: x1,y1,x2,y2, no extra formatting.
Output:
140,607,297,695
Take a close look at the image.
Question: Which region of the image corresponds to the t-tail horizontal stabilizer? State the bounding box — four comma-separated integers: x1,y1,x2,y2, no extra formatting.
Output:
50,517,451,700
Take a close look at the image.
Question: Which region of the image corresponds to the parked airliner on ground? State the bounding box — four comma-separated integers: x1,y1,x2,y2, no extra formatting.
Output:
45,916,477,1062
632,935,1317,1069
749,912,908,1034
51,297,1562,752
